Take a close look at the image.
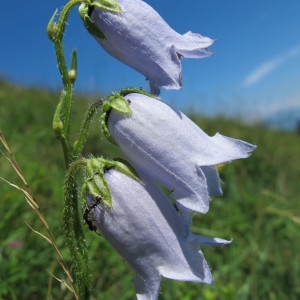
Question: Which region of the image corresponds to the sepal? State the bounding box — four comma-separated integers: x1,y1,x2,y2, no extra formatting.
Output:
120,87,156,99
86,158,111,207
79,0,122,39
79,3,106,39
92,0,122,14
85,157,139,207
102,93,132,114
101,93,131,142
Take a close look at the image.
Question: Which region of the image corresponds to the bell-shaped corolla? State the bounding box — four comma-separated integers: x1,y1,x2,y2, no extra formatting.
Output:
87,168,230,300
105,92,256,214
89,0,214,94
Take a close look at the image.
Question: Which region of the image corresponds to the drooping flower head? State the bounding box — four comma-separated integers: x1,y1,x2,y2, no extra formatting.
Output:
85,158,231,300
101,90,256,214
80,0,214,94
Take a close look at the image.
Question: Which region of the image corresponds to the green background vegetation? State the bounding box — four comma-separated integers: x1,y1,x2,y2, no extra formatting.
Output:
0,80,299,299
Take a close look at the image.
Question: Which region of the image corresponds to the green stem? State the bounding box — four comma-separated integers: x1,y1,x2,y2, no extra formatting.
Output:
48,2,94,299
54,0,81,87
74,100,103,157
63,159,90,299
53,90,72,167
52,0,82,154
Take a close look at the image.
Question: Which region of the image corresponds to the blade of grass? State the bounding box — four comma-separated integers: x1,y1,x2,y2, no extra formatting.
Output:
0,131,79,299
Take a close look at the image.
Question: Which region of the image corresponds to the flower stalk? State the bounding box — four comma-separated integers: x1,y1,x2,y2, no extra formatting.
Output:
47,1,81,166
47,1,96,298
63,159,90,299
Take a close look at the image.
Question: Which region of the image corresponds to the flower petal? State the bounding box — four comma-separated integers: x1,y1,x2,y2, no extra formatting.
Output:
133,275,161,300
107,93,256,213
189,233,232,247
88,169,218,299
176,31,214,58
90,0,214,93
200,165,223,196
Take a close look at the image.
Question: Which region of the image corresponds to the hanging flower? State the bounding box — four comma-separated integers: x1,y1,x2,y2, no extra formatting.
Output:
103,91,256,214
86,165,231,300
85,0,214,94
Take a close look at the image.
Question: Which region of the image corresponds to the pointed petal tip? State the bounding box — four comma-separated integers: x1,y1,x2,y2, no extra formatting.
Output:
238,139,257,154
212,133,257,161
189,233,232,247
206,276,214,285
175,196,210,214
176,31,215,59
216,237,233,245
183,31,215,47
133,274,161,300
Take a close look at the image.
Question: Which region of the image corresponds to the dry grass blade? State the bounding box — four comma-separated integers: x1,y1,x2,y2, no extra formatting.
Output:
0,130,30,189
0,177,39,209
49,273,76,295
26,222,53,245
0,131,79,300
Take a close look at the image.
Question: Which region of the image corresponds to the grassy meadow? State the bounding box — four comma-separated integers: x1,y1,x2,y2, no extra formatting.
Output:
0,80,299,299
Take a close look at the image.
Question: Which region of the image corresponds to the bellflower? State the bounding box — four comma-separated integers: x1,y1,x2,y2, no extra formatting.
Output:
87,167,230,300
88,0,214,94
104,92,256,214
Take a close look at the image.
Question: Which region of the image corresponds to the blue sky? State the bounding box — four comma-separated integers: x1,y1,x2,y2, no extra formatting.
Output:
1,0,300,121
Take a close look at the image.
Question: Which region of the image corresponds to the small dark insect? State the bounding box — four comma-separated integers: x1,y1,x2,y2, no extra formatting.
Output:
83,196,102,234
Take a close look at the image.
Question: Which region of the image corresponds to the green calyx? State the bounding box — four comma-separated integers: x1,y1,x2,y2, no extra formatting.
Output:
100,88,156,142
79,3,105,39
101,93,132,143
92,0,122,14
79,0,122,40
102,92,132,114
85,157,139,208
120,87,157,99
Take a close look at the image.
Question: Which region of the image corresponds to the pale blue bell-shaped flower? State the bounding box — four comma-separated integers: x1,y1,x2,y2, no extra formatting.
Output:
90,0,214,94
106,93,256,214
87,169,230,300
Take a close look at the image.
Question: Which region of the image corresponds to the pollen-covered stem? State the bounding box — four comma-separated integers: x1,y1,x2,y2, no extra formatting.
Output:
63,159,90,299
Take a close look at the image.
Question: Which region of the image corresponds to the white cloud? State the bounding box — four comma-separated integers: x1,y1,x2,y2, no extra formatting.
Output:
243,45,300,87
253,94,300,119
